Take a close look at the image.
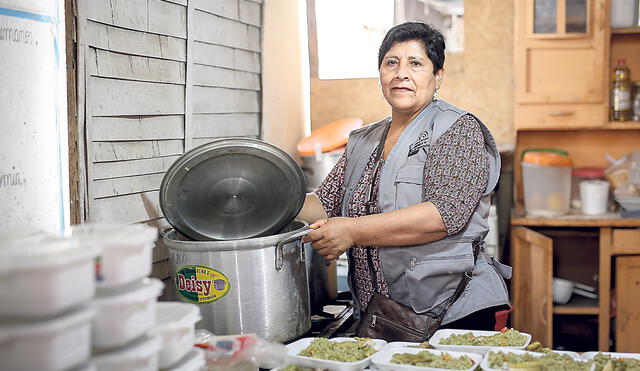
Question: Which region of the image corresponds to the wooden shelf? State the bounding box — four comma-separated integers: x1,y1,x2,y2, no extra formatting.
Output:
553,296,599,315
612,27,640,35
512,207,640,227
517,121,640,131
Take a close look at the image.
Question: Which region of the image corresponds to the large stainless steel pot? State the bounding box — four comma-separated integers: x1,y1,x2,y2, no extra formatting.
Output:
164,221,311,343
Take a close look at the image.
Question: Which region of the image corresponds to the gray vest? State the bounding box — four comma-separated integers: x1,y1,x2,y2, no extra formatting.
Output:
342,99,511,324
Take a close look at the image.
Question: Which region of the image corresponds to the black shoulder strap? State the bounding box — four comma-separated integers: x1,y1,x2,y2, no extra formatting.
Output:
432,240,482,318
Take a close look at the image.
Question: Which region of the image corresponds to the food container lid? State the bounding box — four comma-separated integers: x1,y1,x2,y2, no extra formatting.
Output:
297,117,364,156
70,223,157,248
572,167,605,178
0,236,100,273
156,302,201,331
160,138,306,241
522,150,573,167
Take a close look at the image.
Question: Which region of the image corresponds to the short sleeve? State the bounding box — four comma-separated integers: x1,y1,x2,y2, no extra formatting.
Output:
313,151,348,218
423,114,489,235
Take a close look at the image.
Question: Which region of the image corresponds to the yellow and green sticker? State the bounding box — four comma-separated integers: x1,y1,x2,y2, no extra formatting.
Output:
175,265,230,304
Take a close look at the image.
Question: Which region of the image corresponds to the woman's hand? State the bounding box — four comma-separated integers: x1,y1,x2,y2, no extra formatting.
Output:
303,217,357,260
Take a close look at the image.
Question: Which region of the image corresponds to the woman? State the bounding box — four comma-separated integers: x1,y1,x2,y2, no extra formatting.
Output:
297,22,511,330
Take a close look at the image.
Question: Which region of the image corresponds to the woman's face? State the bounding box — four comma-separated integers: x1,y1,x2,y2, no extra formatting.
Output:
379,39,443,116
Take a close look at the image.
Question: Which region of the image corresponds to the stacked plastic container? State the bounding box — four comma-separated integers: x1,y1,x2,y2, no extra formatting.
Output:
156,302,203,370
521,149,573,216
0,231,99,371
70,224,164,371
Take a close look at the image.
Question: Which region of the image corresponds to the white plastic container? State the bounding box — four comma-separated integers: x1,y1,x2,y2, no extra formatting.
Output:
91,278,164,350
371,346,482,371
0,237,99,318
580,179,610,215
93,333,161,371
522,162,572,216
162,348,206,371
285,337,386,371
611,0,637,28
0,305,94,371
428,329,532,355
157,302,202,368
70,223,157,289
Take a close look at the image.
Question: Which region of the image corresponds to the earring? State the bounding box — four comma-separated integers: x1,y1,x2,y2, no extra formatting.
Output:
433,90,439,99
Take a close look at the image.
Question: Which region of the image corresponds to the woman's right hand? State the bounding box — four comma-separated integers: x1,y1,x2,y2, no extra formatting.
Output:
303,217,357,260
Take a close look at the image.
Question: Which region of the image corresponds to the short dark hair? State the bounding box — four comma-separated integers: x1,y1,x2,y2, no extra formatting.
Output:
377,22,445,75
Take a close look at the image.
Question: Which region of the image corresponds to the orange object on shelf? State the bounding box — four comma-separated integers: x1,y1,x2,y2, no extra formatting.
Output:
297,117,364,156
522,151,573,167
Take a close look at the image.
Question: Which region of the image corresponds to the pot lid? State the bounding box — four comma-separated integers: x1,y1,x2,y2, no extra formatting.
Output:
160,138,306,241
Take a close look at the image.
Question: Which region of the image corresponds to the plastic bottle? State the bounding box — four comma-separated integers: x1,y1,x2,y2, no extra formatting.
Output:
610,58,632,121
633,82,640,122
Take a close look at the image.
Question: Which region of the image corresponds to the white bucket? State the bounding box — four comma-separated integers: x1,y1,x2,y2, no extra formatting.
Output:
0,237,99,318
91,278,164,350
0,305,94,371
163,348,206,371
156,302,201,368
70,223,157,289
93,333,161,371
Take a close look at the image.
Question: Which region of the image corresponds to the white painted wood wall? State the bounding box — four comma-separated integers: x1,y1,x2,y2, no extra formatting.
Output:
76,0,263,290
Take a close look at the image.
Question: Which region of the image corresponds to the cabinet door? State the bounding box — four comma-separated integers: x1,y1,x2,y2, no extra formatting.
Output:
512,226,553,347
515,0,608,128
616,256,640,352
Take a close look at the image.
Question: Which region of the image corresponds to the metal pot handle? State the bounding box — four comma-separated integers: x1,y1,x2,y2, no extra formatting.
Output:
275,228,311,271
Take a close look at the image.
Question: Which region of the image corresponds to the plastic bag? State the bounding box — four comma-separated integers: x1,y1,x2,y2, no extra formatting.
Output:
194,330,289,370
605,151,640,195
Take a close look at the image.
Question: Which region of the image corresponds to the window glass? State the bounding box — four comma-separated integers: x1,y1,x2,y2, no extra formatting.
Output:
534,0,557,33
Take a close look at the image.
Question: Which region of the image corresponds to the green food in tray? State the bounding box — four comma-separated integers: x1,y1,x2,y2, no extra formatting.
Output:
297,337,377,363
439,328,527,347
410,341,435,349
488,350,586,370
591,353,640,371
280,366,314,371
390,351,475,369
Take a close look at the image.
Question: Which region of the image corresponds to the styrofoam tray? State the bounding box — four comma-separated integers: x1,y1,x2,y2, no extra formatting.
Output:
581,351,640,361
481,348,582,371
371,346,482,371
428,329,531,355
384,342,425,349
285,337,387,371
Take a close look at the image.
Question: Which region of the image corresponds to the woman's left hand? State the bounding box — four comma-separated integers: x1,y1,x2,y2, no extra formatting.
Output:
303,217,357,260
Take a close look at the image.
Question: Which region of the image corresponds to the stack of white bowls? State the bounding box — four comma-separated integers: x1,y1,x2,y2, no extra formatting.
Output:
70,223,164,371
0,231,99,371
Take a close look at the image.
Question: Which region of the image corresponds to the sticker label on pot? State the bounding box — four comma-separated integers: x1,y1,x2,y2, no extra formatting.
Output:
175,265,230,304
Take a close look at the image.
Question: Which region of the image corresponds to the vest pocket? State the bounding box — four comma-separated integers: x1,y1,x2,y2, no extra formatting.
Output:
394,164,424,209
405,249,474,314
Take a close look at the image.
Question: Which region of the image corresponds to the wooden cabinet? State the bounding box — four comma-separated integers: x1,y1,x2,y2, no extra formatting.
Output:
511,0,640,351
515,0,608,129
512,227,553,346
616,256,640,352
511,221,640,351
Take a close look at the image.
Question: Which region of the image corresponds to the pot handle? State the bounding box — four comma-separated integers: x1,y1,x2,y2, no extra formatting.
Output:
275,228,311,271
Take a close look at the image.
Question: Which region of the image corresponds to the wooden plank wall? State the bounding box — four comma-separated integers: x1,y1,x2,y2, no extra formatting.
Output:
77,0,263,295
